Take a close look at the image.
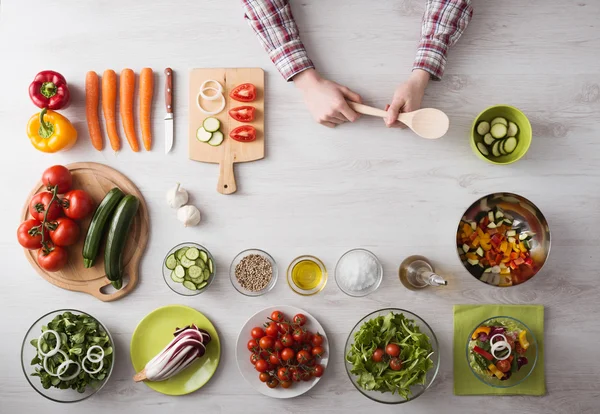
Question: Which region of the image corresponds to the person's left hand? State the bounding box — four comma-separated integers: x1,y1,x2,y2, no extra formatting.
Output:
384,69,430,128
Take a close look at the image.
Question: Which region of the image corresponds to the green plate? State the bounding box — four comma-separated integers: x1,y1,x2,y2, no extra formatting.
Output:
130,305,221,395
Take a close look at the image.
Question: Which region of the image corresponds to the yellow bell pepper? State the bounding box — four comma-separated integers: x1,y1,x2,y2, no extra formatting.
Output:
518,330,530,350
488,363,504,379
480,239,492,251
472,236,481,248
463,223,473,237
471,325,491,339
519,242,528,252
500,241,508,253
27,108,77,153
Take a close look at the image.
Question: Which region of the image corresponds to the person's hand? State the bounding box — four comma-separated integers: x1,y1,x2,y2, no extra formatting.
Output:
385,69,430,128
293,69,362,128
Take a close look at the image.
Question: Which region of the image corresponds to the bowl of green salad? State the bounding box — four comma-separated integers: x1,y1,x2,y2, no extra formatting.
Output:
344,309,439,404
467,316,538,387
21,309,115,403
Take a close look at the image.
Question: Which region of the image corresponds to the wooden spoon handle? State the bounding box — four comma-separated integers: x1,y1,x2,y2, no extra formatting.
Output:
348,101,410,123
133,369,147,382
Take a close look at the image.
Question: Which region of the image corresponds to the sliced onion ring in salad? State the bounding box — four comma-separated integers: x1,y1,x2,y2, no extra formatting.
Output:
490,333,507,345
82,356,104,374
491,340,512,360
197,92,225,115
199,86,222,101
37,329,62,357
57,359,81,381
200,79,223,95
43,349,68,377
86,345,105,363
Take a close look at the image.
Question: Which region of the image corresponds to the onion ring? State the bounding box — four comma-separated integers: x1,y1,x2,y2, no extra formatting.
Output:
200,79,223,95
491,340,512,360
81,356,104,374
197,92,225,115
57,359,81,381
199,86,222,101
490,334,507,345
86,345,105,363
43,350,68,377
37,329,61,357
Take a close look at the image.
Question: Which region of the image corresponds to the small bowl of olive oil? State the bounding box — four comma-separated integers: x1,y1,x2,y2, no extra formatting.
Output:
286,255,328,296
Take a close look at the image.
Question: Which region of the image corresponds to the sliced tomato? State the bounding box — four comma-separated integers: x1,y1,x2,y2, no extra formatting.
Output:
230,83,256,102
230,125,256,143
228,106,255,122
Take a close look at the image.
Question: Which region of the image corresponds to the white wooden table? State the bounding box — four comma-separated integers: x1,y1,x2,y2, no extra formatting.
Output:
1,1,599,413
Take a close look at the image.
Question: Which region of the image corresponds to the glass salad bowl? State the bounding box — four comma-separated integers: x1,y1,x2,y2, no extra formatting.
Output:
466,316,538,388
21,309,115,403
344,308,440,404
163,242,216,296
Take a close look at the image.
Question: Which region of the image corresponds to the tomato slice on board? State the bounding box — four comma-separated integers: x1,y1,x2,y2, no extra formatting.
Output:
229,83,256,102
230,125,257,143
228,106,255,122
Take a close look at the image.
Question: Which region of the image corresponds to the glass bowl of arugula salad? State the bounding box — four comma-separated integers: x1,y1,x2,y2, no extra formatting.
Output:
344,309,439,404
21,309,115,403
467,316,538,388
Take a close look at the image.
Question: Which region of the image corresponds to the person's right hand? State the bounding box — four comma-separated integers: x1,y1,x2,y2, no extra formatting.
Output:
293,69,362,128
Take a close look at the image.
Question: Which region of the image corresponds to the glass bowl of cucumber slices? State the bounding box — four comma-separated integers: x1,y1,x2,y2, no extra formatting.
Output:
471,105,532,165
163,242,216,296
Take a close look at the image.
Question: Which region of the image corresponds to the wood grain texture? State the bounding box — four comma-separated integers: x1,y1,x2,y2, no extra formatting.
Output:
1,0,600,413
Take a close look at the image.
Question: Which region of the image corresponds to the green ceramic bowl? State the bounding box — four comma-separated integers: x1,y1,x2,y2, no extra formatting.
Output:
470,105,532,165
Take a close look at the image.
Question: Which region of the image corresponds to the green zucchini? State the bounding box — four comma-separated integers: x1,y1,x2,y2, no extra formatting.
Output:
104,195,140,289
82,188,125,268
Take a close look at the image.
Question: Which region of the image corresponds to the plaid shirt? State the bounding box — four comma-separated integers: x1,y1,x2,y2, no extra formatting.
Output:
241,0,473,81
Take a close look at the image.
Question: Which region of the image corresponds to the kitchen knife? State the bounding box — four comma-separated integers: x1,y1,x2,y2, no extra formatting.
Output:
164,68,174,153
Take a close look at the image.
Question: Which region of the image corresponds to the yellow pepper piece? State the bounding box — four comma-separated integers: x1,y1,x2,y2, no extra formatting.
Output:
477,228,485,238
27,109,77,153
500,267,511,275
471,326,491,340
488,364,504,379
518,330,530,350
480,240,492,251
472,236,481,248
466,252,478,261
463,223,473,237
519,242,527,252
500,241,508,253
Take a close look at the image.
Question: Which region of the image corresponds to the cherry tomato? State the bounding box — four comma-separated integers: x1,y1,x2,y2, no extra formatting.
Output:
258,350,270,360
17,219,47,250
281,348,295,362
266,378,279,389
29,192,62,221
37,246,68,272
259,336,274,350
269,352,281,365
247,339,259,352
515,342,526,355
304,331,314,344
389,358,403,371
280,380,292,389
259,372,270,382
42,165,72,194
230,83,256,102
291,370,302,382
312,346,324,358
274,339,284,352
496,359,511,373
62,190,94,220
229,125,256,143
296,350,311,364
386,343,401,357
301,343,313,354
265,322,279,338
250,353,261,365
313,364,324,378
292,328,306,343
48,217,79,247
271,310,285,322
301,370,312,381
278,322,292,334
255,359,269,373
251,327,265,340
293,314,307,326
228,105,256,122
281,333,294,347
372,348,385,362
311,333,324,347
277,367,291,382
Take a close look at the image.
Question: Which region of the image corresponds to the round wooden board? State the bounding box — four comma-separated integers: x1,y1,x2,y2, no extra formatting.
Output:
21,162,149,302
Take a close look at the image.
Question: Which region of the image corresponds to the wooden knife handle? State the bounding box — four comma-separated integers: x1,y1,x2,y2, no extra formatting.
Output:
164,68,173,114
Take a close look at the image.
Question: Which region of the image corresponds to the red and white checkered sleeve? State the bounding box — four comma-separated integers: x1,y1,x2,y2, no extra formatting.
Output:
413,0,473,80
242,0,315,81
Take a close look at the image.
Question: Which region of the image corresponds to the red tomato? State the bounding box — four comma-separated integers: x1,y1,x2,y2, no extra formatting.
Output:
265,322,279,338
389,358,403,371
251,327,265,339
372,348,385,362
281,333,294,347
278,322,292,334
281,348,295,362
280,380,292,388
292,328,306,343
274,340,284,352
293,314,307,326
250,353,261,365
301,370,312,381
229,125,256,143
313,364,324,378
259,372,270,382
496,359,511,373
42,165,72,194
291,369,302,382
311,333,324,347
247,339,258,352
271,310,284,322
296,350,311,364
48,217,79,247
17,219,47,250
269,352,281,365
228,105,256,122
386,343,401,357
29,192,62,221
37,246,68,272
278,367,291,382
301,343,313,354
304,331,314,344
312,346,324,358
230,83,256,102
255,359,269,373
266,378,279,388
259,336,275,350
62,190,94,220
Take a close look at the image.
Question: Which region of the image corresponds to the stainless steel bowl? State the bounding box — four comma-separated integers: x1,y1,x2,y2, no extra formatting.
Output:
456,193,551,287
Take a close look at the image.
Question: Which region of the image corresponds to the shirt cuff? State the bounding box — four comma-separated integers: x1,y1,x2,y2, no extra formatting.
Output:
269,39,315,81
413,37,449,81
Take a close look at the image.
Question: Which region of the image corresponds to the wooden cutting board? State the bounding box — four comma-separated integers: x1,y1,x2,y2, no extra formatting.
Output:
21,162,149,302
188,68,264,194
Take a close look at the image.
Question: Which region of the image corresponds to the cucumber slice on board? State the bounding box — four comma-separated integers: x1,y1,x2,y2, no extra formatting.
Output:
183,281,197,291
199,251,208,263
196,126,212,142
185,247,200,260
491,123,508,139
208,131,224,147
188,265,202,279
491,117,508,127
492,141,501,157
476,142,489,156
507,122,519,137
175,248,189,261
477,121,490,135
203,117,221,133
174,265,185,278
180,256,195,268
171,271,185,283
504,136,518,153
483,133,494,145
165,254,177,270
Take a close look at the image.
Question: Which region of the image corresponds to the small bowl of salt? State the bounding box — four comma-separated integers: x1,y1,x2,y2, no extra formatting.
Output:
335,248,383,297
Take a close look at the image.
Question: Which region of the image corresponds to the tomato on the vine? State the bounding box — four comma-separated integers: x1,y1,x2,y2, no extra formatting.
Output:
48,217,79,247
311,333,324,347
313,364,324,378
312,346,324,358
251,327,265,339
293,314,307,326
280,380,292,389
37,246,68,272
266,378,279,388
17,219,47,250
270,310,284,322
277,367,291,382
247,339,258,352
301,370,312,381
278,322,292,334
274,339,284,352
292,328,306,343
259,372,270,382
281,348,295,362
269,352,281,365
291,369,302,382
250,353,261,365
29,192,62,221
265,322,279,338
62,190,94,220
42,165,72,194
300,343,313,353
259,336,274,350
296,350,311,364
255,359,269,373
281,333,294,347
389,358,403,371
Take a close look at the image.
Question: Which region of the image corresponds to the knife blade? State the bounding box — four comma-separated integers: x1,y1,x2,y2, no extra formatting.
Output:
164,67,174,154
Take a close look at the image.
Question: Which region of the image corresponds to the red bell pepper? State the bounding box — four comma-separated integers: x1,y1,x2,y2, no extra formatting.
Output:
524,258,533,267
473,346,494,361
514,257,525,266
29,70,70,110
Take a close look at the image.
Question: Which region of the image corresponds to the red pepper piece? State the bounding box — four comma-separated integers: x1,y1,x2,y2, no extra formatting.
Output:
524,258,533,266
514,257,525,266
473,346,494,361
29,70,70,110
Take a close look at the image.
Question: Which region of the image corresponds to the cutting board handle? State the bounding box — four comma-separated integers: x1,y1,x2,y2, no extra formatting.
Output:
217,151,237,194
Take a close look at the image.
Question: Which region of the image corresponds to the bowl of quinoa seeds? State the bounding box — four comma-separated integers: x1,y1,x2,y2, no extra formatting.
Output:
230,249,278,296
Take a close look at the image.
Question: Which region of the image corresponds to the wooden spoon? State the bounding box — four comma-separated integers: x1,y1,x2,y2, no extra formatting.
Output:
348,101,449,139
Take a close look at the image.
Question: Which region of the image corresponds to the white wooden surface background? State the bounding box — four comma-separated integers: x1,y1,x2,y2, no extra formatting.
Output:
1,0,599,413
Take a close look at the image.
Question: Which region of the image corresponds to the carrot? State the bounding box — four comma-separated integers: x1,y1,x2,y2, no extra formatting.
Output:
102,69,121,151
85,71,103,150
119,68,139,152
139,68,153,151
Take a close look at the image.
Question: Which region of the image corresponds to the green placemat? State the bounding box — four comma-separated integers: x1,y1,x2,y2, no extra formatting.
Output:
453,304,545,395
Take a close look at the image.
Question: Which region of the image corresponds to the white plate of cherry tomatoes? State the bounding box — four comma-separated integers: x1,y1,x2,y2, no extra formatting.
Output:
236,305,329,398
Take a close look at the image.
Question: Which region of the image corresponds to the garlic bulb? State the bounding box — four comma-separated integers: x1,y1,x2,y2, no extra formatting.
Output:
177,205,201,227
166,183,188,209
